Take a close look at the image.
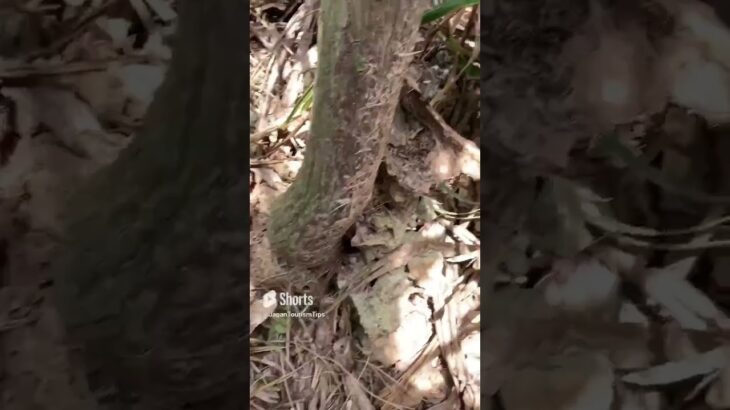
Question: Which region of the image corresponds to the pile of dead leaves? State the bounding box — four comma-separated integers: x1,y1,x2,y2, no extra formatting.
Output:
484,0,730,409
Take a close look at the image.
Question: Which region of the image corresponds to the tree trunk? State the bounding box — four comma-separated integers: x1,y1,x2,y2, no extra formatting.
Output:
52,1,247,409
267,0,429,268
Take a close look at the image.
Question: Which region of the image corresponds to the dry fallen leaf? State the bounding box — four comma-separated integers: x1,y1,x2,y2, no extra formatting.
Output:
662,38,730,123
623,347,726,386
542,255,621,317
407,251,445,295
706,346,730,408
116,64,167,118
96,17,132,49
451,221,479,246
659,0,730,123
0,86,127,162
352,268,432,370
251,167,285,190
644,258,728,330
141,30,173,60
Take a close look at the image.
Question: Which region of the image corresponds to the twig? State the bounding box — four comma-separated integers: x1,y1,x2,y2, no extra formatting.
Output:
294,341,411,409
263,113,310,158
251,158,301,167
4,0,60,14
0,56,158,80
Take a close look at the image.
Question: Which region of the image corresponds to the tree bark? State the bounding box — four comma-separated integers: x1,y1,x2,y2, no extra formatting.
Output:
52,1,247,409
267,0,429,268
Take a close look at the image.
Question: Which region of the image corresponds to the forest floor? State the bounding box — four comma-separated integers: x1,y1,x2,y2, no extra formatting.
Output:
0,0,483,409
482,1,730,409
249,1,481,409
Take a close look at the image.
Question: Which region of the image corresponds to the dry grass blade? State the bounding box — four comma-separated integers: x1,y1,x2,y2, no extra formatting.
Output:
0,56,155,79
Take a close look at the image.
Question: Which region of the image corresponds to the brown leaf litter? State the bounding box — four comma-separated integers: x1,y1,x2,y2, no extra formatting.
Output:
484,1,730,409
0,0,174,408
249,1,481,409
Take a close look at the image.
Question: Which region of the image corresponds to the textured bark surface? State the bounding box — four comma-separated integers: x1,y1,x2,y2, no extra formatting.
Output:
268,0,429,268
51,1,247,409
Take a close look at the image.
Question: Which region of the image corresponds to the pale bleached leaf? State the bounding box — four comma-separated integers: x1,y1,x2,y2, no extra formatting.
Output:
644,258,727,330
664,44,730,123
141,31,172,60
116,64,166,117
706,347,730,409
674,0,730,72
446,250,479,264
623,348,726,386
660,0,730,123
619,302,649,326
451,221,479,246
3,86,102,147
251,167,285,190
543,256,620,314
661,258,696,281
